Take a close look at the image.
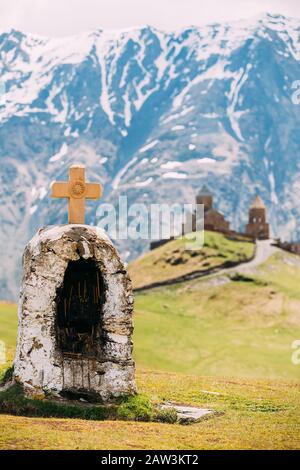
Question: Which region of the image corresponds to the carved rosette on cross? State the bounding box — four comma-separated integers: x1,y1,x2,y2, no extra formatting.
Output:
51,164,103,224
13,164,136,402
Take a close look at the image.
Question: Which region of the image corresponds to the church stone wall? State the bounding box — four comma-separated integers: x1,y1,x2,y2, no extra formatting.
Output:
246,208,270,240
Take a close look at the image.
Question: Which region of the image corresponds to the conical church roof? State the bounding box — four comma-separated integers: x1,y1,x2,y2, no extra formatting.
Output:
250,195,265,209
198,184,212,196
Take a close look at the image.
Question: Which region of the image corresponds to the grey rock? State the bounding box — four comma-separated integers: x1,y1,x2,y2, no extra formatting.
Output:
160,403,216,424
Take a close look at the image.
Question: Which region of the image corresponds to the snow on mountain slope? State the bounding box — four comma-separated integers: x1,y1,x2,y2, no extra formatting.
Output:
1,12,300,299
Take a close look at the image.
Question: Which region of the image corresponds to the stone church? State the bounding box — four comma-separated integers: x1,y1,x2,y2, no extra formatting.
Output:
152,186,270,251
192,185,231,234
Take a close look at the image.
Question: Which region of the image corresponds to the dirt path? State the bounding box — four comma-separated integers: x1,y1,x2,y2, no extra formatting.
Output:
213,239,279,277
134,239,279,292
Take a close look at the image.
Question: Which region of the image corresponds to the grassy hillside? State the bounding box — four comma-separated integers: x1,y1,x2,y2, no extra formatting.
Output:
134,250,300,380
1,371,299,449
0,302,17,371
0,244,299,381
0,235,300,449
129,231,254,288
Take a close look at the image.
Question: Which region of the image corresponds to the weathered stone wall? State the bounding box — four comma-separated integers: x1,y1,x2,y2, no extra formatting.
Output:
185,209,230,234
13,225,136,401
204,210,230,233
245,222,270,240
246,208,270,240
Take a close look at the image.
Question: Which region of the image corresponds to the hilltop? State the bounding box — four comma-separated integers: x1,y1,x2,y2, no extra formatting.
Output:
129,231,254,289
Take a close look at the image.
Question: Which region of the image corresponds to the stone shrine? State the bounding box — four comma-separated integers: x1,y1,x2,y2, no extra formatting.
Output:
13,165,136,401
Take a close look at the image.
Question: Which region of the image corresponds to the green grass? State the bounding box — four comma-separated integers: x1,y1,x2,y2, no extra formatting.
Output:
0,371,299,449
1,239,300,449
1,250,300,381
256,251,300,298
133,250,300,380
0,383,176,424
129,231,254,288
0,302,17,373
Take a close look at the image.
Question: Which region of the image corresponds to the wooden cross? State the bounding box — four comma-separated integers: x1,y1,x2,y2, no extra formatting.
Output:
51,164,102,224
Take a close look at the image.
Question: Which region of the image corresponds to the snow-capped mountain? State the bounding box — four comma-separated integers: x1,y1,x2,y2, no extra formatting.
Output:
1,12,300,300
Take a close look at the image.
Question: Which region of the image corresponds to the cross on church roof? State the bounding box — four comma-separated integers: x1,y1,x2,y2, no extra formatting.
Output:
51,164,102,224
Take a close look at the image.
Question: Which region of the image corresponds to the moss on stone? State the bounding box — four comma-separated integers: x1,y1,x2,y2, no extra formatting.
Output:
0,380,177,424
